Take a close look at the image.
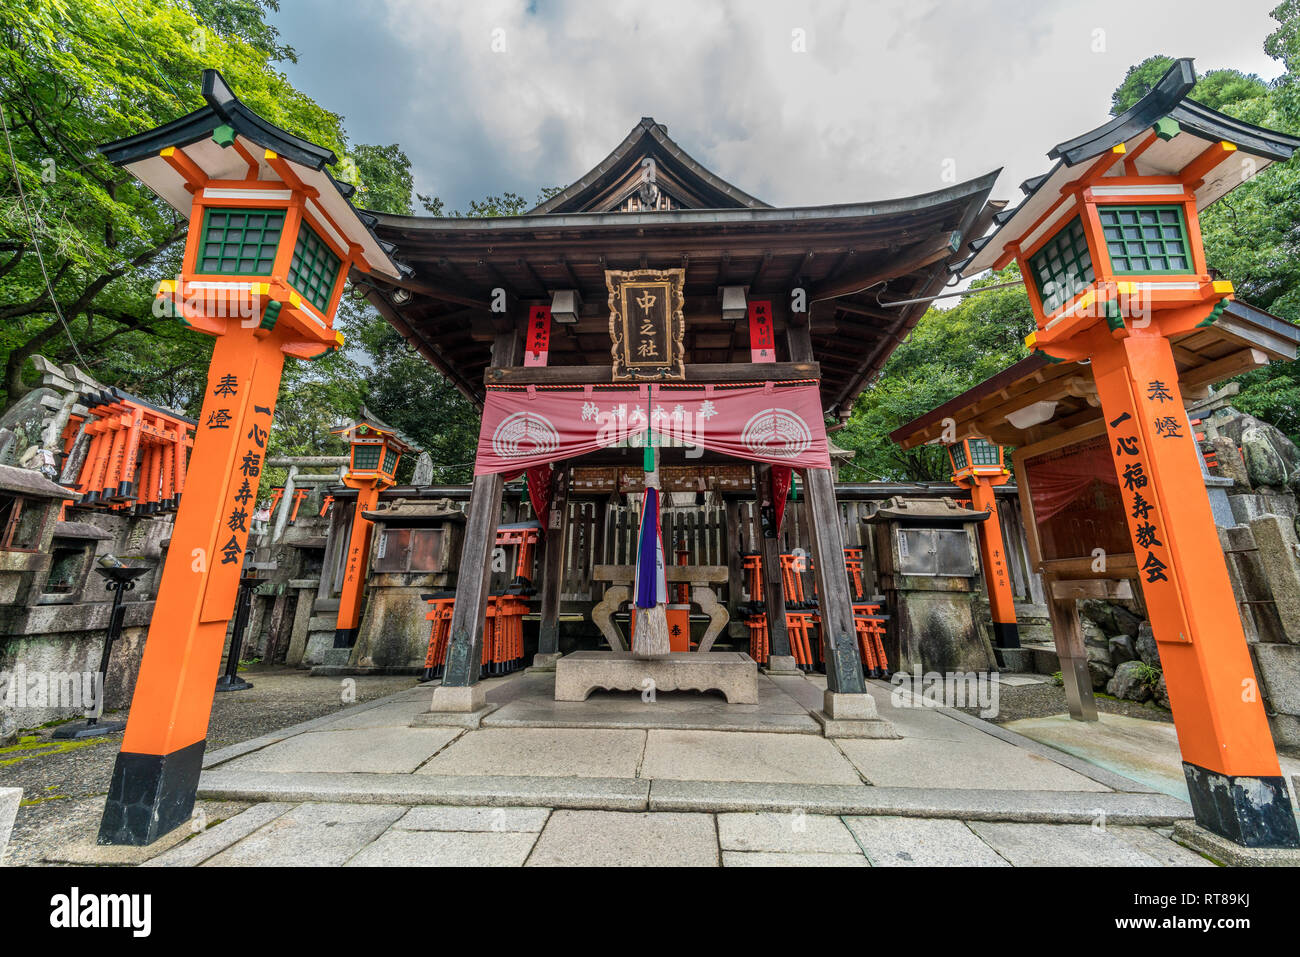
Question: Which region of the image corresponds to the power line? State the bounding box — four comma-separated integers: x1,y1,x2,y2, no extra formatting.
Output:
0,102,88,368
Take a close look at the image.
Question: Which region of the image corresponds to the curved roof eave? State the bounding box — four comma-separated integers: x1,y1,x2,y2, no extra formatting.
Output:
960,57,1300,278
99,70,397,278
528,117,771,214
370,169,1001,235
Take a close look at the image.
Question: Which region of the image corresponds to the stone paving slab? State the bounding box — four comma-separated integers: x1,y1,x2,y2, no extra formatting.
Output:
416,728,646,778
204,802,407,866
144,803,295,867
717,810,860,854
722,850,870,867
483,673,819,733
316,699,433,730
217,727,462,775
525,810,718,866
199,770,651,810
845,816,1009,866
640,729,863,785
837,733,1112,792
966,821,1211,867
395,805,551,832
648,779,1193,823
346,828,540,866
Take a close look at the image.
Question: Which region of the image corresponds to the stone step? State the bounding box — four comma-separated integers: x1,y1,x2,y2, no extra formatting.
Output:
195,770,1193,824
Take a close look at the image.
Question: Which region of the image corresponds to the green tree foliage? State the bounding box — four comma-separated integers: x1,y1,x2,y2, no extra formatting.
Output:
836,269,1034,481
0,0,349,413
842,3,1300,483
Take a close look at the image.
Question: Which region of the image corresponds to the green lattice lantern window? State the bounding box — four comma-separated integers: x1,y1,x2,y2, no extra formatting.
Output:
336,420,410,483
198,208,284,275
949,437,1005,481
1028,216,1094,314
1099,206,1191,274
288,222,343,312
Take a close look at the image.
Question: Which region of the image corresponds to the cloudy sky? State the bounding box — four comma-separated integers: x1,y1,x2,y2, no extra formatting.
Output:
269,0,1285,214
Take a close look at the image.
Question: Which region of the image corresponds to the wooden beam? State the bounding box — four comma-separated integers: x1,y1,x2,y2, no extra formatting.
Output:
484,361,819,386
809,231,960,299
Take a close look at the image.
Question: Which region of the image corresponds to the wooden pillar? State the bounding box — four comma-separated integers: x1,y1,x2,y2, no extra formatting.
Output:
968,480,1020,650
804,466,867,694
441,472,504,688
333,480,381,647
756,465,792,661
785,299,865,691
99,328,285,845
536,467,569,658
437,315,520,696
1045,576,1098,722
1091,331,1296,846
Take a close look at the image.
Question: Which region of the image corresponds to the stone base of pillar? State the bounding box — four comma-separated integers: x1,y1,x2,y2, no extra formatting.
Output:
1173,821,1300,866
1182,761,1300,849
811,690,900,739
409,683,498,729
528,652,564,672
762,655,802,675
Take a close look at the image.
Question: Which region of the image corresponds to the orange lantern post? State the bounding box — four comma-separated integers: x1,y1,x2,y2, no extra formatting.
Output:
948,438,1019,655
95,70,398,845
959,59,1299,849
331,419,409,648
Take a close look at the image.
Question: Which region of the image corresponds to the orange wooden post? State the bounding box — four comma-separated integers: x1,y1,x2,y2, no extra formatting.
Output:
332,420,409,648
159,439,176,509
334,481,382,647
96,68,399,845
288,487,308,524
950,439,1020,654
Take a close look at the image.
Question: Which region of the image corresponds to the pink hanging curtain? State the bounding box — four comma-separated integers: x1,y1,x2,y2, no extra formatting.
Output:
473,383,832,476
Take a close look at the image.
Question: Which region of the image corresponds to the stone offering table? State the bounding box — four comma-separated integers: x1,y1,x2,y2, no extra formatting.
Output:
590,564,730,652
554,651,758,704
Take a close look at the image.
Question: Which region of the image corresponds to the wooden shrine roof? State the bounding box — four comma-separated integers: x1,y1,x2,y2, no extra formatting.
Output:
357,118,1000,417
890,299,1300,450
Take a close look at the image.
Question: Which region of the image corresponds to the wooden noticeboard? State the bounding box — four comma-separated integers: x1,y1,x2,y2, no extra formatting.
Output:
606,268,685,380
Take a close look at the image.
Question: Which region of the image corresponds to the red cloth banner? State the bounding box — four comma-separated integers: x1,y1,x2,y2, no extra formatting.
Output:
525,464,554,518
524,305,551,367
748,300,775,363
771,464,793,531
474,383,831,475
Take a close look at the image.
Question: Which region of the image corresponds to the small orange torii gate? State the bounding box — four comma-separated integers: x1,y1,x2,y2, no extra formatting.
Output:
68,389,194,512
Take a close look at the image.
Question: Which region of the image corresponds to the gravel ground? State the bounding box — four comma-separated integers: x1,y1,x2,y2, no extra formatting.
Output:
0,665,416,865
958,681,1175,725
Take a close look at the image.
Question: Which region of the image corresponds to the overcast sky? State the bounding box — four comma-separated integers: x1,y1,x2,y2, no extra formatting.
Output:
269,0,1285,216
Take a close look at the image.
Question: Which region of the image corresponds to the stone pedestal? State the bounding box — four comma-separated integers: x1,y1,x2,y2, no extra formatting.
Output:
410,683,497,729
762,654,803,676
811,690,900,739
529,652,563,672
554,651,758,704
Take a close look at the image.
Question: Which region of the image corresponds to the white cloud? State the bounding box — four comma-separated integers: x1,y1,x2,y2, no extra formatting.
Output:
273,0,1286,213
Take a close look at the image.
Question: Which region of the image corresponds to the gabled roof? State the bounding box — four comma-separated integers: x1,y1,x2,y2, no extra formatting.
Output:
960,58,1300,276
99,70,398,278
530,117,770,213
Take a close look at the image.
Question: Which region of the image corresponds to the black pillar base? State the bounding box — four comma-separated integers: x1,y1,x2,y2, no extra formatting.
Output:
214,674,253,692
1183,761,1300,849
97,739,206,846
992,621,1021,649
333,627,358,649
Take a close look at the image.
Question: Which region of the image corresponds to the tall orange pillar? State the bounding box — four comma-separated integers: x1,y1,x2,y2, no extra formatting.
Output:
963,478,1020,652
98,327,285,844
334,480,382,648
1087,326,1296,846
